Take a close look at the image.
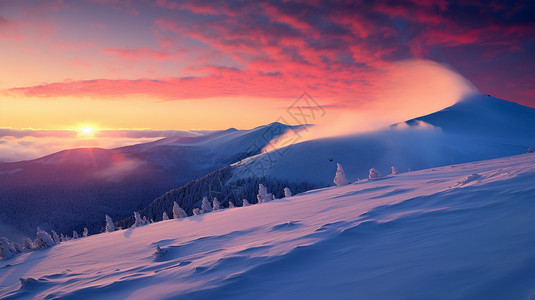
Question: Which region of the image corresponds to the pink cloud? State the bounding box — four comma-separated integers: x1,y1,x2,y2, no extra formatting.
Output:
4,64,375,103
2,0,534,108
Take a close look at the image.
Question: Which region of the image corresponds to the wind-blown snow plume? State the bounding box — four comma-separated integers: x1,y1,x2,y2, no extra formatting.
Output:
266,59,478,151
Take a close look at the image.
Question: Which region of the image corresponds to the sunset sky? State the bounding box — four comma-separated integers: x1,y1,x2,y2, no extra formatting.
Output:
1,0,534,161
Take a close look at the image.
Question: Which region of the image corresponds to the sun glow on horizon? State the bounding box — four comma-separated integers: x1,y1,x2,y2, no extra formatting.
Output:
79,126,95,136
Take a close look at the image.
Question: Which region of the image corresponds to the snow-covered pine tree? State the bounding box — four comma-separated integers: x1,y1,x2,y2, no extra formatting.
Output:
162,211,169,220
257,184,267,203
133,212,144,227
242,199,251,207
83,227,89,237
11,241,22,253
257,184,274,203
334,163,349,186
0,237,20,259
60,233,66,242
192,208,201,215
369,168,381,179
172,201,187,218
22,237,34,250
72,230,79,239
284,187,292,197
51,230,61,244
391,166,399,175
201,196,212,213
105,215,115,232
213,197,221,210
33,228,56,248
228,201,235,208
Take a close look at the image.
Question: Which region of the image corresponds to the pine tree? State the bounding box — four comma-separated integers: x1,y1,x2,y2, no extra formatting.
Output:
192,208,201,215
172,201,187,218
369,168,381,179
105,215,115,232
242,199,251,207
133,212,144,227
257,184,267,203
213,197,221,210
334,163,349,186
22,237,34,250
33,228,56,248
284,187,292,197
391,166,399,175
257,184,274,203
0,237,19,259
72,230,79,239
11,241,22,253
83,227,89,237
201,196,212,213
228,201,235,208
162,211,169,220
51,230,61,244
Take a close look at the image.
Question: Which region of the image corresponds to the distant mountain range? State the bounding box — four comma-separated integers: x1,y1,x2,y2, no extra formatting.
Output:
1,93,534,242
0,123,299,241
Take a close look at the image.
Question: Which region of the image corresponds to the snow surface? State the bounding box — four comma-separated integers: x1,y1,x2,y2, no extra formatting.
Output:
2,153,535,299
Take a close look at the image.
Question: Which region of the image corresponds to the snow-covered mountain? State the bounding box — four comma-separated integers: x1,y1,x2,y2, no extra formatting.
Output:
2,93,533,244
233,94,535,185
0,123,299,241
2,153,534,299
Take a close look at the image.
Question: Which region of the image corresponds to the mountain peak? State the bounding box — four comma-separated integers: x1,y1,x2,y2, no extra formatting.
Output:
405,92,535,136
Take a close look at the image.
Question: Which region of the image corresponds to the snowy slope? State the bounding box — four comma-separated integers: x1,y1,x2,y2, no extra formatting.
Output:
233,94,535,185
2,153,535,299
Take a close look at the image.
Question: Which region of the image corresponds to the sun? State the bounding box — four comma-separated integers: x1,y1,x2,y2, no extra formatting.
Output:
80,126,94,135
